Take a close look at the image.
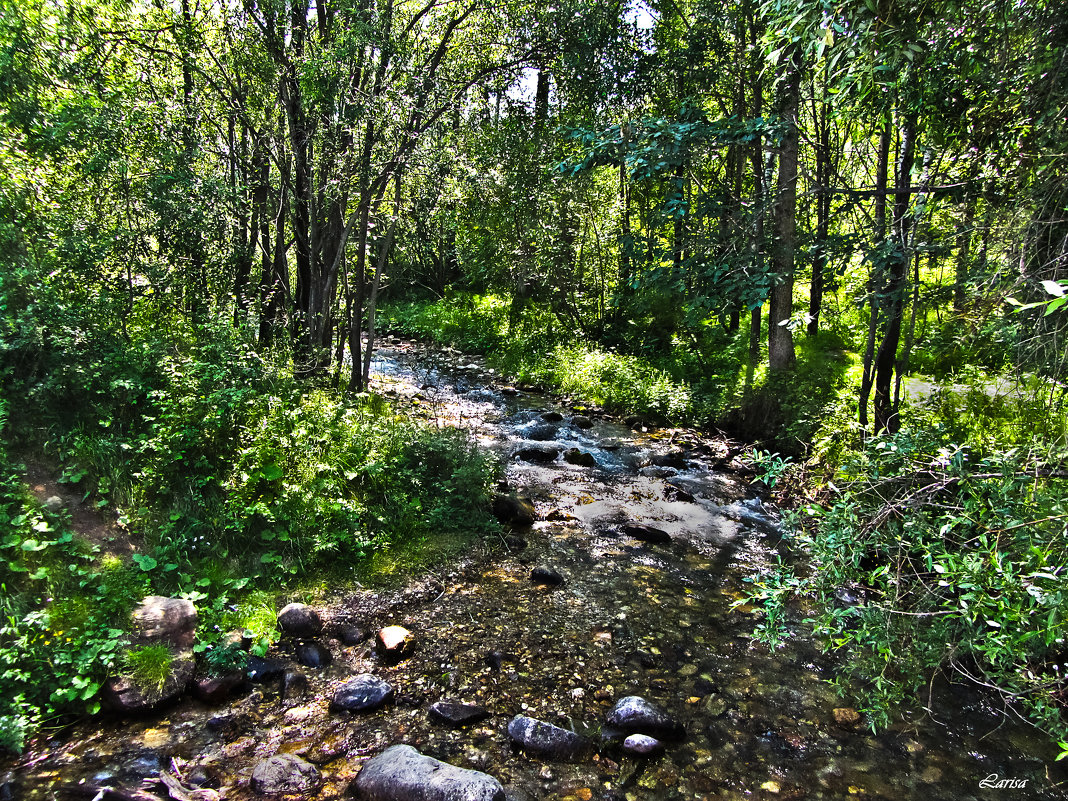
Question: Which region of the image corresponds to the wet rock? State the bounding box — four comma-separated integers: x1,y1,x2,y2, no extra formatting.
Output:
132,596,197,648
526,423,559,441
501,387,519,397
351,744,505,801
530,566,564,586
194,671,245,704
377,625,414,658
429,701,492,728
331,674,394,713
491,494,536,526
515,446,560,464
250,753,321,795
665,485,696,503
337,625,368,646
484,650,506,671
503,535,527,550
281,670,311,701
123,750,162,778
571,415,593,429
833,707,862,728
247,656,287,684
103,651,195,713
605,696,684,740
295,641,332,668
540,411,564,422
650,450,689,469
623,524,672,545
563,449,598,468
507,715,589,760
638,466,677,479
277,603,323,637
622,734,666,756
545,508,576,522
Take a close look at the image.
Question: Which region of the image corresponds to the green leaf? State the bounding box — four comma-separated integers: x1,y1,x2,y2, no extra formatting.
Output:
132,554,158,571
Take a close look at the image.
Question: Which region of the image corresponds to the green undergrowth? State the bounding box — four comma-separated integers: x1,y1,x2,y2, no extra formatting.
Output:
0,288,500,751
744,376,1068,745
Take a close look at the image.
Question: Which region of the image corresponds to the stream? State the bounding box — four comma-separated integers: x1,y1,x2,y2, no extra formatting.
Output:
3,339,1064,800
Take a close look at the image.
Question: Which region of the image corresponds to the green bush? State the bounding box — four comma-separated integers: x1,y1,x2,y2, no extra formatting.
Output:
745,426,1068,739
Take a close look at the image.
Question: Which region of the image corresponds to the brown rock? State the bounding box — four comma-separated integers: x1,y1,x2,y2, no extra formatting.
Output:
193,671,246,704
132,596,197,648
377,625,413,657
104,651,196,713
833,707,861,727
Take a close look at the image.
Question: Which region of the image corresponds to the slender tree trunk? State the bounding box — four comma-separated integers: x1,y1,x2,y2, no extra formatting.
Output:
953,156,980,314
859,117,893,431
768,45,801,371
873,109,918,435
808,91,830,338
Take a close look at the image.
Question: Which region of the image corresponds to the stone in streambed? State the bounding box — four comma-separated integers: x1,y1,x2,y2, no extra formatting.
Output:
250,753,321,795
194,671,246,704
491,494,536,526
281,670,311,701
526,423,559,441
563,449,598,468
331,674,394,713
540,411,564,422
623,524,672,545
295,641,332,668
571,415,593,429
622,734,666,756
605,696,684,740
103,651,195,713
429,701,492,728
247,656,287,683
507,715,589,760
351,744,504,801
377,625,414,658
515,446,560,464
277,603,322,637
530,566,564,586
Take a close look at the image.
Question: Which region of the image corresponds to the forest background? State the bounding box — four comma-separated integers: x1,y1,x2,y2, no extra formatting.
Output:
1,0,1067,759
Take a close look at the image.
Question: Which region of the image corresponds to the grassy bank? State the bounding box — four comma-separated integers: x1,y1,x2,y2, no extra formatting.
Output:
0,293,499,752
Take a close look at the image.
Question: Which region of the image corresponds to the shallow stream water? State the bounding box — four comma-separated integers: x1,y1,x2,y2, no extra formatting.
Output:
3,340,1064,800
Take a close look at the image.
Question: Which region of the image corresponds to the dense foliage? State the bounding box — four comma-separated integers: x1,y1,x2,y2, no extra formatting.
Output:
1,0,1066,755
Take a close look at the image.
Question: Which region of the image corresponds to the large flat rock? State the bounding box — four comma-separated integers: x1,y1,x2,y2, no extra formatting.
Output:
351,745,504,801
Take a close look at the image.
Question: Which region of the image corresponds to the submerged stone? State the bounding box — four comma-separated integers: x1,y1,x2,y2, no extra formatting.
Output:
530,566,564,586
622,734,666,755
351,744,504,801
331,674,394,712
295,641,332,668
605,696,684,740
623,524,672,545
281,670,311,701
428,701,492,727
247,656,287,683
507,715,588,760
250,753,321,795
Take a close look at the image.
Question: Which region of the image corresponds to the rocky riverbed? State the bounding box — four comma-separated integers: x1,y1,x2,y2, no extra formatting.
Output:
2,340,1064,800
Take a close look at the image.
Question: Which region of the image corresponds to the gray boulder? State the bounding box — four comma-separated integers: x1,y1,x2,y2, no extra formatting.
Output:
507,715,588,760
352,745,504,801
428,701,492,728
331,674,394,713
605,696,683,740
277,603,322,637
132,596,197,648
250,753,321,795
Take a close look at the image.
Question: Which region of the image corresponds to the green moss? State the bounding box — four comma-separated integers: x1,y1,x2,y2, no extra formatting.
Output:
124,644,173,694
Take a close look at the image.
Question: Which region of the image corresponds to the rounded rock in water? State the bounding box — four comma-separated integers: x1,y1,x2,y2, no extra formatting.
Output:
331,674,394,712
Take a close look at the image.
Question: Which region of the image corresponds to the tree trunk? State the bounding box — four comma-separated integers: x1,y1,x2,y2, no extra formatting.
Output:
859,117,893,432
873,109,918,435
808,90,830,338
362,172,403,386
768,45,801,371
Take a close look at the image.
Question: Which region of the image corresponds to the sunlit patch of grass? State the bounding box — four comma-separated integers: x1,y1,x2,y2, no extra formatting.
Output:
124,644,173,694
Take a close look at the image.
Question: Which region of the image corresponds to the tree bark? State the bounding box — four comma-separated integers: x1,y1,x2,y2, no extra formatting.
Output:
768,45,801,371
